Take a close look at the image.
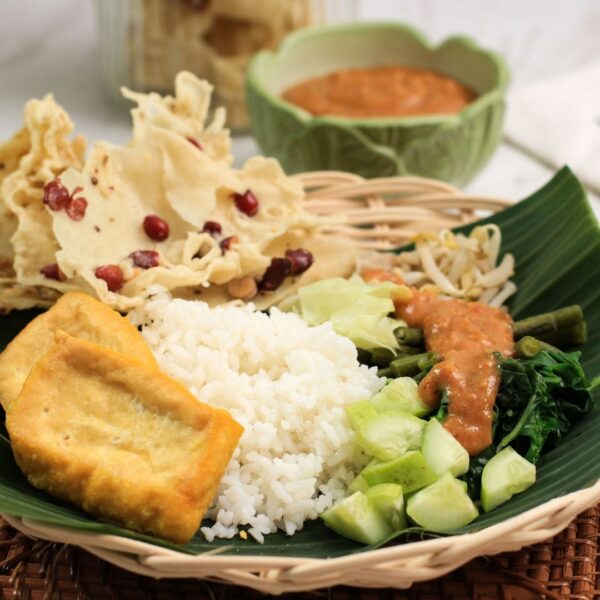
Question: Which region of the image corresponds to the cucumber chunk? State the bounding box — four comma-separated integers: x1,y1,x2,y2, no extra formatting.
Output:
366,456,381,468
365,483,407,530
481,446,536,512
320,491,393,545
361,450,438,494
407,472,479,531
345,399,378,431
356,411,425,461
348,474,369,493
421,419,469,477
370,377,431,417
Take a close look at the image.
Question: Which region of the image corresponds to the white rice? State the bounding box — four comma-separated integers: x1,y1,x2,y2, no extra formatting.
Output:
129,289,383,542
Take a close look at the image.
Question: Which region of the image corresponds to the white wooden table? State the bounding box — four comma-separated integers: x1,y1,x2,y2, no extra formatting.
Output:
0,0,598,215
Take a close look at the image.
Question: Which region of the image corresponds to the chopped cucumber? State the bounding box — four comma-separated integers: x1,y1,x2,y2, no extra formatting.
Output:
348,474,369,493
365,456,381,469
361,450,438,494
370,377,431,417
356,411,425,461
345,399,378,431
320,491,393,545
365,484,407,530
407,472,479,531
481,446,536,512
421,419,469,477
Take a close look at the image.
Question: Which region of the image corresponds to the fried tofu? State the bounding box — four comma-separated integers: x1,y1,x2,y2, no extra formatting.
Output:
6,331,243,544
0,291,156,410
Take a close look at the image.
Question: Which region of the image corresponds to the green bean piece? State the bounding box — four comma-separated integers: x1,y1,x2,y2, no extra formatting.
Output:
390,352,436,377
536,321,588,347
396,344,422,356
515,336,560,358
394,326,424,347
417,352,438,372
513,305,583,340
370,348,397,367
369,345,421,367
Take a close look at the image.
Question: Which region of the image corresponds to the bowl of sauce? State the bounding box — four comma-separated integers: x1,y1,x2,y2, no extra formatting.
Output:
247,23,509,185
282,66,477,119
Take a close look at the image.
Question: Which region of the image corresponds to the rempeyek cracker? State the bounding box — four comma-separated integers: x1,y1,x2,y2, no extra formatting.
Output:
0,72,360,312
0,95,85,311
0,127,29,276
122,72,232,165
47,72,352,311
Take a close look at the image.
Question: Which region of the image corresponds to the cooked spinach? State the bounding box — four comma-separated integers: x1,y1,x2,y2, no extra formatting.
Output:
495,350,592,462
462,350,593,498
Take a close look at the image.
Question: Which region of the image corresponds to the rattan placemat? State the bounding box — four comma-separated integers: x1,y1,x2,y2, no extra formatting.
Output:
1,505,598,599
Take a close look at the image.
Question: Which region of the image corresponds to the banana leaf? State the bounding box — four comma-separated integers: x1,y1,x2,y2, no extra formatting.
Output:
0,166,598,558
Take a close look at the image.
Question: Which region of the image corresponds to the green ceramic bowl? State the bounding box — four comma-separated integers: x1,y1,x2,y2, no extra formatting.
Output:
246,22,509,186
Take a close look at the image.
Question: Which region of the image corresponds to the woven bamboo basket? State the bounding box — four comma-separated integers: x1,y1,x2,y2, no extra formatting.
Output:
1,172,599,597
1,508,600,599
296,171,511,249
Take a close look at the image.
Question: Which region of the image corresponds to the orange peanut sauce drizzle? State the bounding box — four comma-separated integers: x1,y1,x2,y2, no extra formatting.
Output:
362,269,514,456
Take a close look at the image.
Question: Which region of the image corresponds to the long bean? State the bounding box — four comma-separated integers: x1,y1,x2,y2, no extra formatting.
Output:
394,326,424,347
390,352,437,377
417,352,438,372
515,336,560,359
513,305,583,340
538,321,588,347
377,367,393,378
396,344,422,356
369,346,421,367
369,348,395,367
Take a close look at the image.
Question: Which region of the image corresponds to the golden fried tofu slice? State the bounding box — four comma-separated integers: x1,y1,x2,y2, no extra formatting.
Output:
6,331,243,544
0,291,156,410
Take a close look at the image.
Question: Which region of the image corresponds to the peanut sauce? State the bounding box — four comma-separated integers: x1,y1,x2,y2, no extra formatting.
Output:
282,66,476,119
362,269,514,456
398,291,514,455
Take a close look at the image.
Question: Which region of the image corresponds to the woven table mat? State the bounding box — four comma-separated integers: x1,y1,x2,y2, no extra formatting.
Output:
1,505,598,600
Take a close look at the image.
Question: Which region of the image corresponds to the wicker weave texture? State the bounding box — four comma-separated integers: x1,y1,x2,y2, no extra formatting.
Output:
295,171,511,249
8,479,593,594
1,507,599,599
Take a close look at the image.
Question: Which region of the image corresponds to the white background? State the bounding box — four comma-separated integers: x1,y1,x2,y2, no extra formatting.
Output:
0,0,599,211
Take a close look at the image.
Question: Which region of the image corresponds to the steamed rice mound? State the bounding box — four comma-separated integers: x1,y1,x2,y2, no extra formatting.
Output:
129,289,383,542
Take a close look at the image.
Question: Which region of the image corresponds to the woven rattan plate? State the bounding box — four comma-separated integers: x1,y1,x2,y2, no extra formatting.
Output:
1,173,599,598
1,507,599,598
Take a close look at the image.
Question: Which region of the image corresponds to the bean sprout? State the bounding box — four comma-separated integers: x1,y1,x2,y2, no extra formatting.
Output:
393,225,516,307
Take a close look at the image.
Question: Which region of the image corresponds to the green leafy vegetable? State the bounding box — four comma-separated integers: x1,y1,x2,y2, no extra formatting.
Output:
462,350,593,498
292,275,410,350
495,350,592,463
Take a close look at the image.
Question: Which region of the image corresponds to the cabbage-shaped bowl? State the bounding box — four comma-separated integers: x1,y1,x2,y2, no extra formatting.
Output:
246,22,509,186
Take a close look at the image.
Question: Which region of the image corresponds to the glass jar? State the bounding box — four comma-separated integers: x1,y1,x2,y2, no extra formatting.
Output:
95,0,357,132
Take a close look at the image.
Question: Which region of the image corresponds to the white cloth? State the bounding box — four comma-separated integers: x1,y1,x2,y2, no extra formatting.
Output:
505,63,600,194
